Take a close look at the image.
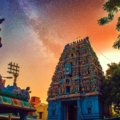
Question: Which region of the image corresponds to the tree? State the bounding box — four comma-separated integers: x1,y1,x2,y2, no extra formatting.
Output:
102,62,120,115
98,0,120,49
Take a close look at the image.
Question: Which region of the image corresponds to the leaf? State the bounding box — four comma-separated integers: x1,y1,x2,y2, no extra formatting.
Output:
103,1,119,13
108,12,114,20
113,35,120,49
116,17,120,31
98,17,110,25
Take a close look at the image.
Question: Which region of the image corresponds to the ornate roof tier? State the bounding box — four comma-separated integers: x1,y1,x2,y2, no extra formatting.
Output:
0,95,35,113
47,37,103,102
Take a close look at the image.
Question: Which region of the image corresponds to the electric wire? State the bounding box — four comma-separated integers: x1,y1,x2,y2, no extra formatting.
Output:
92,44,114,63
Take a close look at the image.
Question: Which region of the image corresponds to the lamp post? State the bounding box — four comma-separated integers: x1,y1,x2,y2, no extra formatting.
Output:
7,62,20,86
0,18,5,48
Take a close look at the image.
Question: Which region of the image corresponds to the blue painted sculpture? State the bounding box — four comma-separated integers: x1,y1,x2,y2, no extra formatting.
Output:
47,37,104,120
1,84,31,101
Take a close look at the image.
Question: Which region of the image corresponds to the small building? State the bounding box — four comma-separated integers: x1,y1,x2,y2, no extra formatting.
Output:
30,96,48,120
35,103,48,120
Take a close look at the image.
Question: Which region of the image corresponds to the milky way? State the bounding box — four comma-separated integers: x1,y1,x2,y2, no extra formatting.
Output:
17,0,63,59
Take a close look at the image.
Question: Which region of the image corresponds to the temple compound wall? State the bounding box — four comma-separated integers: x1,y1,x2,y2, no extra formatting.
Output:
47,37,104,120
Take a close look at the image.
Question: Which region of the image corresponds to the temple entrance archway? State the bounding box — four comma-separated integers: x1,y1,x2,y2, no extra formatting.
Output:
64,100,77,120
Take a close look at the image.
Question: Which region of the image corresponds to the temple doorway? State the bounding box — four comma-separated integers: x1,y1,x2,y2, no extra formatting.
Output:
65,100,77,120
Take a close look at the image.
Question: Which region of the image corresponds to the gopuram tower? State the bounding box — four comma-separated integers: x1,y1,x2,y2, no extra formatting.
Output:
47,37,104,120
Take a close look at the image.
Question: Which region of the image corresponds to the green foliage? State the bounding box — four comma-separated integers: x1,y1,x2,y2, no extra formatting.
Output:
98,17,111,25
113,34,120,49
108,12,114,20
98,0,120,49
116,17,120,31
103,0,119,13
103,62,120,115
98,12,114,25
106,63,120,78
114,104,120,115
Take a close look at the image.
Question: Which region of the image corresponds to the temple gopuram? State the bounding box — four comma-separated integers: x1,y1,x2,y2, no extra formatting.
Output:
47,37,104,120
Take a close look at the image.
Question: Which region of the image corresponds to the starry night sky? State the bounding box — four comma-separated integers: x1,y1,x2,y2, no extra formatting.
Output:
0,0,120,103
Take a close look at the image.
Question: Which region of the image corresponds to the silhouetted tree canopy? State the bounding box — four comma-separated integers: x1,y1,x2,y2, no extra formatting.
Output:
103,62,120,115
98,0,120,49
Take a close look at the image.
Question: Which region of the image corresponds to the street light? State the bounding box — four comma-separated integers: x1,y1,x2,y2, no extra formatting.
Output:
2,76,13,79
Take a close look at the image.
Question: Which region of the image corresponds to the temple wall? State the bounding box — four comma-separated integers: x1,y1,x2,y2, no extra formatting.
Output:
47,37,104,120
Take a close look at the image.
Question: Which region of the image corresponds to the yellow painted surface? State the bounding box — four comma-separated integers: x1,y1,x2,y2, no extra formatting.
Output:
35,103,48,120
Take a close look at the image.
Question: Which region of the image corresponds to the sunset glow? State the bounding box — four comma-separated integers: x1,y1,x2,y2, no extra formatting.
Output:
0,0,120,103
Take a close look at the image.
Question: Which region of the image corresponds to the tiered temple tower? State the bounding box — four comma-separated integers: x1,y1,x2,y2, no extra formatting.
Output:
47,37,104,120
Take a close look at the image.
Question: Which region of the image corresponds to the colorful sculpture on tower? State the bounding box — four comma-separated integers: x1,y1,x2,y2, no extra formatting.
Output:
0,63,35,120
47,37,104,120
